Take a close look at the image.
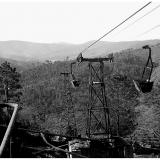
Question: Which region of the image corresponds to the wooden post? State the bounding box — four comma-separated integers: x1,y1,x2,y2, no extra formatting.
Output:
68,141,72,158
9,137,12,158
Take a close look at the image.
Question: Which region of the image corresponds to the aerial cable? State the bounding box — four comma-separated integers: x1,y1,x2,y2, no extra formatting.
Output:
77,1,152,57
115,4,160,35
138,24,160,37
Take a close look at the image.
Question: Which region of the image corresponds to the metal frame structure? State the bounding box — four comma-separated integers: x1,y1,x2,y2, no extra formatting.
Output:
60,70,77,137
77,53,113,138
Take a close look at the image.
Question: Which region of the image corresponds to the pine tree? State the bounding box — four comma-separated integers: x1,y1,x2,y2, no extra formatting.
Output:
0,61,22,103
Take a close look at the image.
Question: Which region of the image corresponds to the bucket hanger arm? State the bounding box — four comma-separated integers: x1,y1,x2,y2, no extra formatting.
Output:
142,45,153,81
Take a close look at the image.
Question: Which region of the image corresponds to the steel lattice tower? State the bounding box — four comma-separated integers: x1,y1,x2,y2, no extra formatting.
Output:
77,54,113,138
87,61,110,138
60,72,77,137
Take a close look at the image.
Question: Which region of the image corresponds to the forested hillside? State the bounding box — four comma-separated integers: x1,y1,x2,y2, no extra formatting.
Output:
1,42,160,147
15,43,156,138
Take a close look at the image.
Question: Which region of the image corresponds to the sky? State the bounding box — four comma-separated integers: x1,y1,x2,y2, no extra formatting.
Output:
0,0,159,44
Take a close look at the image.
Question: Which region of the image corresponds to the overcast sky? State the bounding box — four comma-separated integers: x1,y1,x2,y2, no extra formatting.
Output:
0,0,159,44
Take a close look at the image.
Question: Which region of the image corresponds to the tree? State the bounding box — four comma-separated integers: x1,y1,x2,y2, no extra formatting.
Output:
0,61,22,103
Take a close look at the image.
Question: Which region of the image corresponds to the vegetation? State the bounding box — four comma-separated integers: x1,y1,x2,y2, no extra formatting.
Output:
1,45,160,146
0,61,22,103
17,48,144,136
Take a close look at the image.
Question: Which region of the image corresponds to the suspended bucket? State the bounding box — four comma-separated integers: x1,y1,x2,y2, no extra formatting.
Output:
133,80,153,93
70,74,80,88
70,62,81,88
71,79,80,88
133,45,154,93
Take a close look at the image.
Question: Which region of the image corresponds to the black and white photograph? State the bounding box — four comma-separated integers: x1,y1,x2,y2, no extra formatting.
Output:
1,0,160,158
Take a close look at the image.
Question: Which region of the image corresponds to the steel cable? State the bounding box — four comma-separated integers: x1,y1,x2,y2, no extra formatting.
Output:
77,2,152,57
116,4,160,35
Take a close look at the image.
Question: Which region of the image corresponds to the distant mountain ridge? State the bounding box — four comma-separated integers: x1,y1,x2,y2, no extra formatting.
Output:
0,39,160,62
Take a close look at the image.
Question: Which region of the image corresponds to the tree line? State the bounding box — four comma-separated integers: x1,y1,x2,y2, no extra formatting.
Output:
0,48,159,143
